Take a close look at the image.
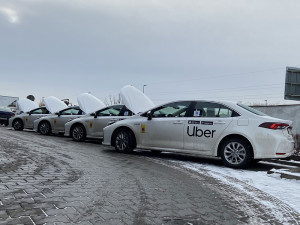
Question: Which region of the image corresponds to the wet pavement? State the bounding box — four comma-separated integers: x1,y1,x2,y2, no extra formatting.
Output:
0,126,299,224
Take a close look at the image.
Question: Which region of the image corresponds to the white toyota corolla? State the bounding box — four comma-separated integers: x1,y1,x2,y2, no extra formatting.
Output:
64,85,155,142
102,100,294,168
33,93,105,135
9,96,67,131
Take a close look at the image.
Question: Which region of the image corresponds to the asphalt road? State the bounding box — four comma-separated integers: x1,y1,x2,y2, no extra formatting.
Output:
0,126,299,225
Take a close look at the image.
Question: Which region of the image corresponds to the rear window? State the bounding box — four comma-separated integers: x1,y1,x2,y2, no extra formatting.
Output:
237,104,267,116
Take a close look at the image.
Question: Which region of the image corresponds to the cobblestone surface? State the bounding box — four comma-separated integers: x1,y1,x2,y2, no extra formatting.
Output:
0,126,299,224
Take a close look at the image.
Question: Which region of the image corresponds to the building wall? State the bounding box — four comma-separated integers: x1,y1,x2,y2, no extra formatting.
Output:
253,104,300,149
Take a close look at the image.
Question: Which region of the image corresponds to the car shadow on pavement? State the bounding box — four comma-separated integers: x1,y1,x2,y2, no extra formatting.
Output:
101,148,292,171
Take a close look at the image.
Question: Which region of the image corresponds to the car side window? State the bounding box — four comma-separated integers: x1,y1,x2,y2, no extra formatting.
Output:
97,105,123,117
119,106,133,116
71,108,83,115
192,102,239,118
152,101,192,118
61,108,82,115
60,109,72,115
31,108,49,114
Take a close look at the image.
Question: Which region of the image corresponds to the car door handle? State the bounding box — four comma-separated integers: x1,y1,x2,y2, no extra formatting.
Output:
215,121,226,124
173,122,184,124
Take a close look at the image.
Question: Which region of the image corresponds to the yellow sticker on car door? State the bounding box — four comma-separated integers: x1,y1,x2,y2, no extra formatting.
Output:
141,124,146,133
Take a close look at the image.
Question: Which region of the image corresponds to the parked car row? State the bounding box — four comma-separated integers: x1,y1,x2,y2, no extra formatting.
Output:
7,85,295,168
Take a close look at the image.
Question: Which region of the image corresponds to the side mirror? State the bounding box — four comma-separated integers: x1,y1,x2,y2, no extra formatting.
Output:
28,112,32,115
91,113,97,118
57,112,61,117
147,111,152,120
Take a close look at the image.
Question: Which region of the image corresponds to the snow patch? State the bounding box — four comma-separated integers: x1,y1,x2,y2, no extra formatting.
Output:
178,161,300,215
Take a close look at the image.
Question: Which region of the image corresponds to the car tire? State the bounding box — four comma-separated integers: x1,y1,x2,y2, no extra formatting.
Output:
71,124,86,142
38,121,52,135
12,119,24,131
220,138,252,168
114,129,135,153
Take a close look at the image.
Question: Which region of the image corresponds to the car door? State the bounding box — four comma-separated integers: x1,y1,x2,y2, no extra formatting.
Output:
184,101,238,153
25,108,49,129
55,108,83,132
90,105,125,138
141,101,192,149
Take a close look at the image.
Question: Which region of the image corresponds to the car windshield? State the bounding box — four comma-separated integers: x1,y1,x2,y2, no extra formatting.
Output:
237,104,267,116
0,107,12,112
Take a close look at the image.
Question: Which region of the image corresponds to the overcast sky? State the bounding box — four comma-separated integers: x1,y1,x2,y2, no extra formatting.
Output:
1,0,300,106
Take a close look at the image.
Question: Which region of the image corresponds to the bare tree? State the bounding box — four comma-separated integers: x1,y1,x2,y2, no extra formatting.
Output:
104,94,122,106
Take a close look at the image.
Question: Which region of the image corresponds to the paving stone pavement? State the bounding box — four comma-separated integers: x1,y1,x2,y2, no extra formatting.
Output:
0,126,299,225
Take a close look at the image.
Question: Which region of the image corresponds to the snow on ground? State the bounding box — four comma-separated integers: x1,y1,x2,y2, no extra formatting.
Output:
174,161,300,214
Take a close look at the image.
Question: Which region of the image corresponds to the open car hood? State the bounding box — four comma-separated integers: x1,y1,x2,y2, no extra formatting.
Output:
44,96,68,114
16,98,39,113
77,93,105,114
120,85,155,114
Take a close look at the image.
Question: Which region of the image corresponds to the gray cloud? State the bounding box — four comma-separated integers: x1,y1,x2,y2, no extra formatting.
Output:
0,7,19,23
1,0,300,105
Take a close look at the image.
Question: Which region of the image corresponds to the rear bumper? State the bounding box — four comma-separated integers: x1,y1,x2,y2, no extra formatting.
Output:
254,138,294,159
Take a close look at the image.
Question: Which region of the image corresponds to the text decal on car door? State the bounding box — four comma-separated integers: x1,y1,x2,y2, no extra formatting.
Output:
187,126,216,138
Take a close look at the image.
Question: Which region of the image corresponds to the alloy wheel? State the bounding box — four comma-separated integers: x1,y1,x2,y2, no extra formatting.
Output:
224,142,246,165
72,126,84,141
116,131,129,151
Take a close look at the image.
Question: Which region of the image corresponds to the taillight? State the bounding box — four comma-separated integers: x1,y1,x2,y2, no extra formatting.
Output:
259,122,289,130
10,113,15,118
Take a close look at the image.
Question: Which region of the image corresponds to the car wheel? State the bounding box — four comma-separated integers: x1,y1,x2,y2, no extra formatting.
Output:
71,124,86,142
38,121,51,135
220,138,252,168
114,129,135,153
12,119,24,131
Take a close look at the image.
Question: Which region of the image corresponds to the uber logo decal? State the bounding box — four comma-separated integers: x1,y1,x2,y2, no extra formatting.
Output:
187,126,216,138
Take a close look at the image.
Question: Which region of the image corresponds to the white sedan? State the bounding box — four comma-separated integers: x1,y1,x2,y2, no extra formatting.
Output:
9,96,67,131
64,85,155,142
33,93,105,135
102,100,294,168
